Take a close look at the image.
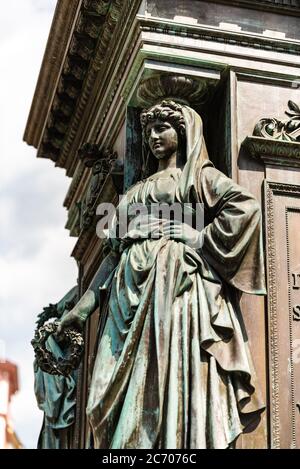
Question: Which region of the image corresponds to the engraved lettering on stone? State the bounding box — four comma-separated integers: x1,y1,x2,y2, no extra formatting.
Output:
292,273,300,290
293,305,300,322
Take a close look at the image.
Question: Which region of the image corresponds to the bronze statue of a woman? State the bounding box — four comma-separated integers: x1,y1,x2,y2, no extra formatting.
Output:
57,100,266,449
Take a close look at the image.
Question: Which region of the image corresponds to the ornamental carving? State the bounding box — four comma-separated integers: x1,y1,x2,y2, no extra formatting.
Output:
79,143,118,231
253,100,300,142
242,136,300,168
39,0,116,162
137,74,213,108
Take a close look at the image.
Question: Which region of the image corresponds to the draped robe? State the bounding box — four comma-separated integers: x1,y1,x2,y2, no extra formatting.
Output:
86,106,266,449
34,287,78,449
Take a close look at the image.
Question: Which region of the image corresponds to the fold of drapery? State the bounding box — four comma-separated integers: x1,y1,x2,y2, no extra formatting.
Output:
85,103,266,449
199,166,266,295
87,233,264,448
34,336,76,449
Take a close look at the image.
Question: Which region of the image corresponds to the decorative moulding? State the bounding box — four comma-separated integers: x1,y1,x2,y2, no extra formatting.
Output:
23,0,81,148
25,3,300,172
136,74,215,108
78,143,118,232
243,101,300,168
24,0,129,165
254,100,300,142
243,136,300,168
204,0,300,16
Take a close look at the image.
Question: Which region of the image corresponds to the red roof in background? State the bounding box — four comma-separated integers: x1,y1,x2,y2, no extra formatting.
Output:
0,361,19,398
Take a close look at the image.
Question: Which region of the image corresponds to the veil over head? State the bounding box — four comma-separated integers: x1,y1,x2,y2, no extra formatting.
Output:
141,100,212,202
176,105,212,204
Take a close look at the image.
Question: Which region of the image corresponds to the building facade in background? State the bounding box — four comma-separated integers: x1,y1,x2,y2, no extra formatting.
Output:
24,0,300,448
0,361,22,449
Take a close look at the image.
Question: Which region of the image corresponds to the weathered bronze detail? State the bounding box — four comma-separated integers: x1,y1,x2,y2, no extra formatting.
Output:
137,74,213,108
57,100,266,449
32,321,84,376
79,143,118,231
242,136,300,168
254,100,300,142
32,287,84,377
36,303,58,329
32,287,79,448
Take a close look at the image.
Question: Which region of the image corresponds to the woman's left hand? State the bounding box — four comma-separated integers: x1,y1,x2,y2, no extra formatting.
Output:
162,220,203,250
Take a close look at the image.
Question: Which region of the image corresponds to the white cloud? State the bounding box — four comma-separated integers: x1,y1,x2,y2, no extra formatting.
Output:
0,0,78,448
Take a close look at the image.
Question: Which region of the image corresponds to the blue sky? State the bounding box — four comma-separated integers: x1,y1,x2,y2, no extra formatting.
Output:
0,0,78,448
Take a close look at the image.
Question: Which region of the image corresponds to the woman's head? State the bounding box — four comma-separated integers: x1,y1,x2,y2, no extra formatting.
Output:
140,100,186,172
144,119,178,160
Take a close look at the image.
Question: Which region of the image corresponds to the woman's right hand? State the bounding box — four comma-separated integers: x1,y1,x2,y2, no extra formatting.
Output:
55,310,85,340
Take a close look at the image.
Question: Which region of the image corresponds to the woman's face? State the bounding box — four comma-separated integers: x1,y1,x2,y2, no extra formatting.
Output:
145,119,178,160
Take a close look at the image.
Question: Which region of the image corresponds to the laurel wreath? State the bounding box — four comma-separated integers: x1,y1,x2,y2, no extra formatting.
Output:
31,321,84,376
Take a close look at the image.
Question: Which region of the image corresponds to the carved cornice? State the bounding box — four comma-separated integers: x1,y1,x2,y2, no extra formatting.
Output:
67,8,300,176
25,2,300,169
30,0,140,173
64,12,300,231
23,0,81,148
62,0,140,176
205,0,300,16
140,17,300,57
59,0,125,171
25,0,120,162
243,136,300,168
